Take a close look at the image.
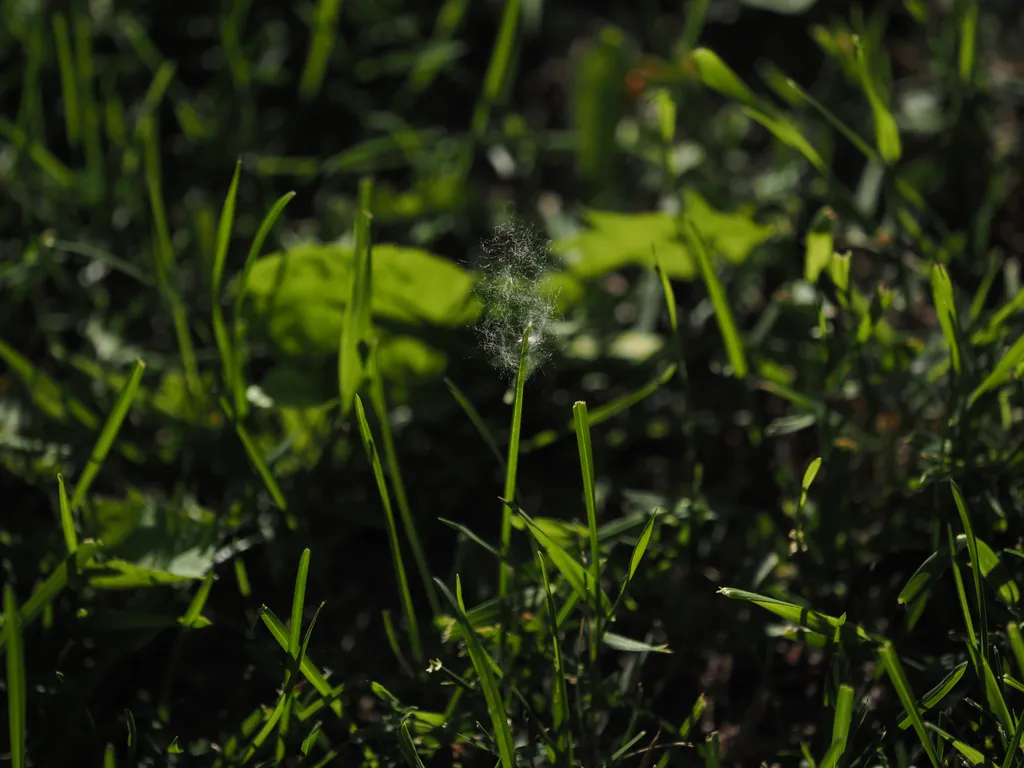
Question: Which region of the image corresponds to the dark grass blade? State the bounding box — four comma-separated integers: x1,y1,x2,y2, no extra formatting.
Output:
4,585,27,768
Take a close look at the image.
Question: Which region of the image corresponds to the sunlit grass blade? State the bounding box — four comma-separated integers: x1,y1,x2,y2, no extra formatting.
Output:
355,395,422,663
1008,624,1024,680
931,264,961,375
805,206,837,284
339,177,374,417
951,483,987,655
398,718,427,768
958,0,979,84
4,585,27,768
523,363,676,452
1002,710,1024,768
277,548,311,760
608,510,659,624
968,331,1024,408
241,691,288,763
230,190,295,417
653,259,678,333
228,408,288,512
259,606,343,718
499,324,532,605
211,159,243,393
56,474,77,556
178,572,215,629
718,588,872,640
517,508,609,612
368,344,439,617
70,359,146,512
896,661,967,729
298,0,345,101
819,684,853,768
853,36,901,164
686,222,747,378
572,401,602,655
878,641,941,768
435,576,516,768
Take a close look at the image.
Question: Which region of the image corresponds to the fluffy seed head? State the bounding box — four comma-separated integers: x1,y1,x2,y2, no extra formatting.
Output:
474,218,559,379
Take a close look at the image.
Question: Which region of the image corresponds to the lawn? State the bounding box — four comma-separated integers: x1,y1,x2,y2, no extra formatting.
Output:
2,0,1024,766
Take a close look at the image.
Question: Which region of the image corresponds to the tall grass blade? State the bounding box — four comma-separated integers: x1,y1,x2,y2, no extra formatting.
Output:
443,376,504,467
355,395,422,663
211,159,243,393
686,222,748,378
258,606,343,718
931,264,961,375
339,178,374,417
435,576,516,768
878,641,941,768
819,684,854,768
70,359,146,512
278,548,311,759
368,345,439,616
57,474,77,556
4,585,27,768
538,551,573,766
499,324,532,604
298,0,345,101
572,401,602,651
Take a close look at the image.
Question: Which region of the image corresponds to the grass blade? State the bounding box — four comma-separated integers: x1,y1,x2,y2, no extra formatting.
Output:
608,511,659,623
259,606,343,718
69,359,146,512
572,401,602,654
896,662,968,729
211,159,243,393
878,641,941,768
853,36,901,164
686,221,747,378
442,376,504,467
499,324,532,604
435,576,516,768
278,548,311,759
819,684,854,768
968,331,1024,408
339,177,374,417
56,474,77,556
368,345,439,617
4,585,27,768
537,551,573,766
355,395,422,663
178,572,215,629
931,264,961,375
298,0,345,101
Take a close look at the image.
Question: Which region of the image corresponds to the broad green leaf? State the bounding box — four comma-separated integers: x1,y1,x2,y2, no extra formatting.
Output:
552,190,774,280
243,242,480,359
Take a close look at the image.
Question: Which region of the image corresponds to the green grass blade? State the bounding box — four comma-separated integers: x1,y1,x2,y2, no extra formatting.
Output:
470,0,520,141
853,36,901,164
70,359,146,512
278,548,311,760
499,324,532,603
52,13,79,147
435,576,516,768
608,511,659,624
537,551,573,766
103,744,115,768
230,190,295,417
718,588,864,638
958,0,979,84
229,410,288,511
805,206,837,284
931,264,961,375
56,474,77,556
1001,710,1024,768
398,719,427,768
298,0,345,101
878,641,941,768
0,337,99,428
1008,623,1024,680
968,331,1024,408
896,661,968,729
368,346,439,617
951,483,987,654
572,401,602,652
690,47,771,112
4,585,27,768
258,606,343,718
653,260,678,333
517,508,609,612
179,572,215,629
686,221,748,378
819,684,853,768
211,159,243,393
338,177,374,417
355,395,422,663
0,119,74,187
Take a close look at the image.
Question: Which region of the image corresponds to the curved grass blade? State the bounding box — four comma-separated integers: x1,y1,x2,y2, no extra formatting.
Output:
930,264,961,375
57,474,77,556
178,571,215,629
355,395,422,663
258,605,343,718
499,324,532,605
608,511,659,624
968,332,1024,408
70,359,146,512
443,376,504,467
435,576,516,768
